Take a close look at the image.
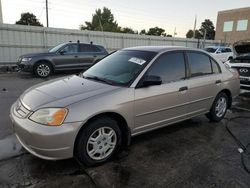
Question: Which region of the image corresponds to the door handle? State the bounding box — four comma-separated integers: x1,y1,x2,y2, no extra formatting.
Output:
93,55,97,58
179,86,188,92
74,55,78,58
215,80,221,84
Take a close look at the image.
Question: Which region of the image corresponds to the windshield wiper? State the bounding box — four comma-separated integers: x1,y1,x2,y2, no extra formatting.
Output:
83,75,117,86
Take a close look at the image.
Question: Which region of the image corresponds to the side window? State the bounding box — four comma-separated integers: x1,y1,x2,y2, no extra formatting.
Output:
211,59,221,74
79,44,101,52
62,44,77,53
221,48,227,53
225,48,232,52
187,52,212,77
147,52,186,84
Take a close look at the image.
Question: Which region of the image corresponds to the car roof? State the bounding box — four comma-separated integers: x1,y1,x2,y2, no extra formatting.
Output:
206,46,231,49
122,46,203,53
65,42,104,47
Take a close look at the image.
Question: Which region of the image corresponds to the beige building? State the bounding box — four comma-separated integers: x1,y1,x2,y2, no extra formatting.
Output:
215,7,250,44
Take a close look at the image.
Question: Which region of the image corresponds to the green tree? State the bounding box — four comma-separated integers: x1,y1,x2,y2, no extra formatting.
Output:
16,12,43,26
147,26,166,36
199,19,215,40
140,29,146,35
80,7,119,32
186,29,193,38
120,27,137,34
186,29,202,39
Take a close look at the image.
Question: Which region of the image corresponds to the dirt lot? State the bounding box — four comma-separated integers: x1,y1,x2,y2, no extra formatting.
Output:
1,72,250,188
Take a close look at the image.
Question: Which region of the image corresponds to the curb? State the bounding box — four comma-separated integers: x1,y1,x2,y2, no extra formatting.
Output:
0,64,18,73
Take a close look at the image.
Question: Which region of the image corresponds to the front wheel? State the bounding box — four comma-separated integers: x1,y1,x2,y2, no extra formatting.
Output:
34,62,52,78
75,117,122,166
206,92,228,122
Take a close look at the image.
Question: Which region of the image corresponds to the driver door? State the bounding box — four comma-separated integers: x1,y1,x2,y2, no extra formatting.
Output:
133,51,191,134
53,44,79,70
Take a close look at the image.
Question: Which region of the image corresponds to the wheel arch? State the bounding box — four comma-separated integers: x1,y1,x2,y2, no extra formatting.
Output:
33,59,55,72
73,112,131,155
218,89,232,108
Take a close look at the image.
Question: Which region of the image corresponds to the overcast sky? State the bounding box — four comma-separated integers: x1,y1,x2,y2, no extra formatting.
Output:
1,0,250,37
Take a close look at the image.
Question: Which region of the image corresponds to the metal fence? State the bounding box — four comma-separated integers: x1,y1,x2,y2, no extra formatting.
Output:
0,23,220,64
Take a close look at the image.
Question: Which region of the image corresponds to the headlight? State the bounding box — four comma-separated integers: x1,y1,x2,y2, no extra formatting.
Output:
29,108,68,126
22,57,32,62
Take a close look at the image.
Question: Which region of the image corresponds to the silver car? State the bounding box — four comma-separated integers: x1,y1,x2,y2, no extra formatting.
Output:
10,46,240,166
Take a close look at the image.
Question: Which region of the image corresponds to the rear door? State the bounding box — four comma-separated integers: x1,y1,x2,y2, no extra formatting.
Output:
78,44,103,69
185,51,223,114
134,51,192,134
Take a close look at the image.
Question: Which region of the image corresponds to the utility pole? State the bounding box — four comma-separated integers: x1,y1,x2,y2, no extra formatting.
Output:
46,0,49,27
0,0,3,24
193,15,197,39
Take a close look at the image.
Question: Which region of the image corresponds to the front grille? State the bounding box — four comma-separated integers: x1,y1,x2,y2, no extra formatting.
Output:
15,101,31,118
234,67,250,77
240,79,250,85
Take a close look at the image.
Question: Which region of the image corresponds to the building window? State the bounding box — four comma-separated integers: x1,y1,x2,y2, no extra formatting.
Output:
223,21,233,32
237,20,248,31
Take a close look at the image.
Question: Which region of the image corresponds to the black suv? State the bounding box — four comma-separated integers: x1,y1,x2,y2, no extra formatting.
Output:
17,41,108,78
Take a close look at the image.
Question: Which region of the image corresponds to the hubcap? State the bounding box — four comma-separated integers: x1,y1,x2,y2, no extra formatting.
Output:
215,97,227,117
37,64,50,77
86,127,117,160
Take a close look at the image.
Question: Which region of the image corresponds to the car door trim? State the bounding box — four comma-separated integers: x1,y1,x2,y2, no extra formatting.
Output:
135,96,214,117
134,108,207,132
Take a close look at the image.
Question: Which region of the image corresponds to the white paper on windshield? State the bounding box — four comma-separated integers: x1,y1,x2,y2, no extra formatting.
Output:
128,57,146,65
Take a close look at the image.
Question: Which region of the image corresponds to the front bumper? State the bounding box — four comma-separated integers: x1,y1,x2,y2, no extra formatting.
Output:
10,102,83,160
17,61,33,72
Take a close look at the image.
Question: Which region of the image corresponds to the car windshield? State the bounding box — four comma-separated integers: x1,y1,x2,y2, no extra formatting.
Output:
82,50,157,86
48,43,67,52
204,47,217,53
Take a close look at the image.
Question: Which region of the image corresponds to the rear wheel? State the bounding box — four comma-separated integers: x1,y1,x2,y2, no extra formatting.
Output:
206,92,228,122
75,117,122,166
34,62,52,78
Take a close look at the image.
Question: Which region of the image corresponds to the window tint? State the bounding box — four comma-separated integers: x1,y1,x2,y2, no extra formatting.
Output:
225,48,232,52
62,44,78,53
211,59,221,74
187,52,212,77
79,44,101,52
204,48,217,53
147,52,186,83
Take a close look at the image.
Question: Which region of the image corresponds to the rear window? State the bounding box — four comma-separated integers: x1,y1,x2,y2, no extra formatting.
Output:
204,48,217,53
187,52,212,77
79,44,101,52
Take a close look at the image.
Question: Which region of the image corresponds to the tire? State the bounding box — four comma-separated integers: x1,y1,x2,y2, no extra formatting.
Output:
206,92,228,122
34,62,52,78
75,116,122,166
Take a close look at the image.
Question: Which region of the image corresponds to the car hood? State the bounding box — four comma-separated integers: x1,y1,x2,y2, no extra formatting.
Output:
20,75,120,110
20,52,55,58
233,40,250,55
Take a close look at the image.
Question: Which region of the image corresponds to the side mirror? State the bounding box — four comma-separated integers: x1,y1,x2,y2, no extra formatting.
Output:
216,51,221,54
59,50,66,55
142,75,162,87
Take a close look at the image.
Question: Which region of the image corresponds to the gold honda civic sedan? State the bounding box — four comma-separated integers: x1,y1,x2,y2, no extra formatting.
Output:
10,46,240,166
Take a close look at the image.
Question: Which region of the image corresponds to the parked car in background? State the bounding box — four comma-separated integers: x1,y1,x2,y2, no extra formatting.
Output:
17,41,108,78
10,46,239,166
204,46,234,63
225,40,250,90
